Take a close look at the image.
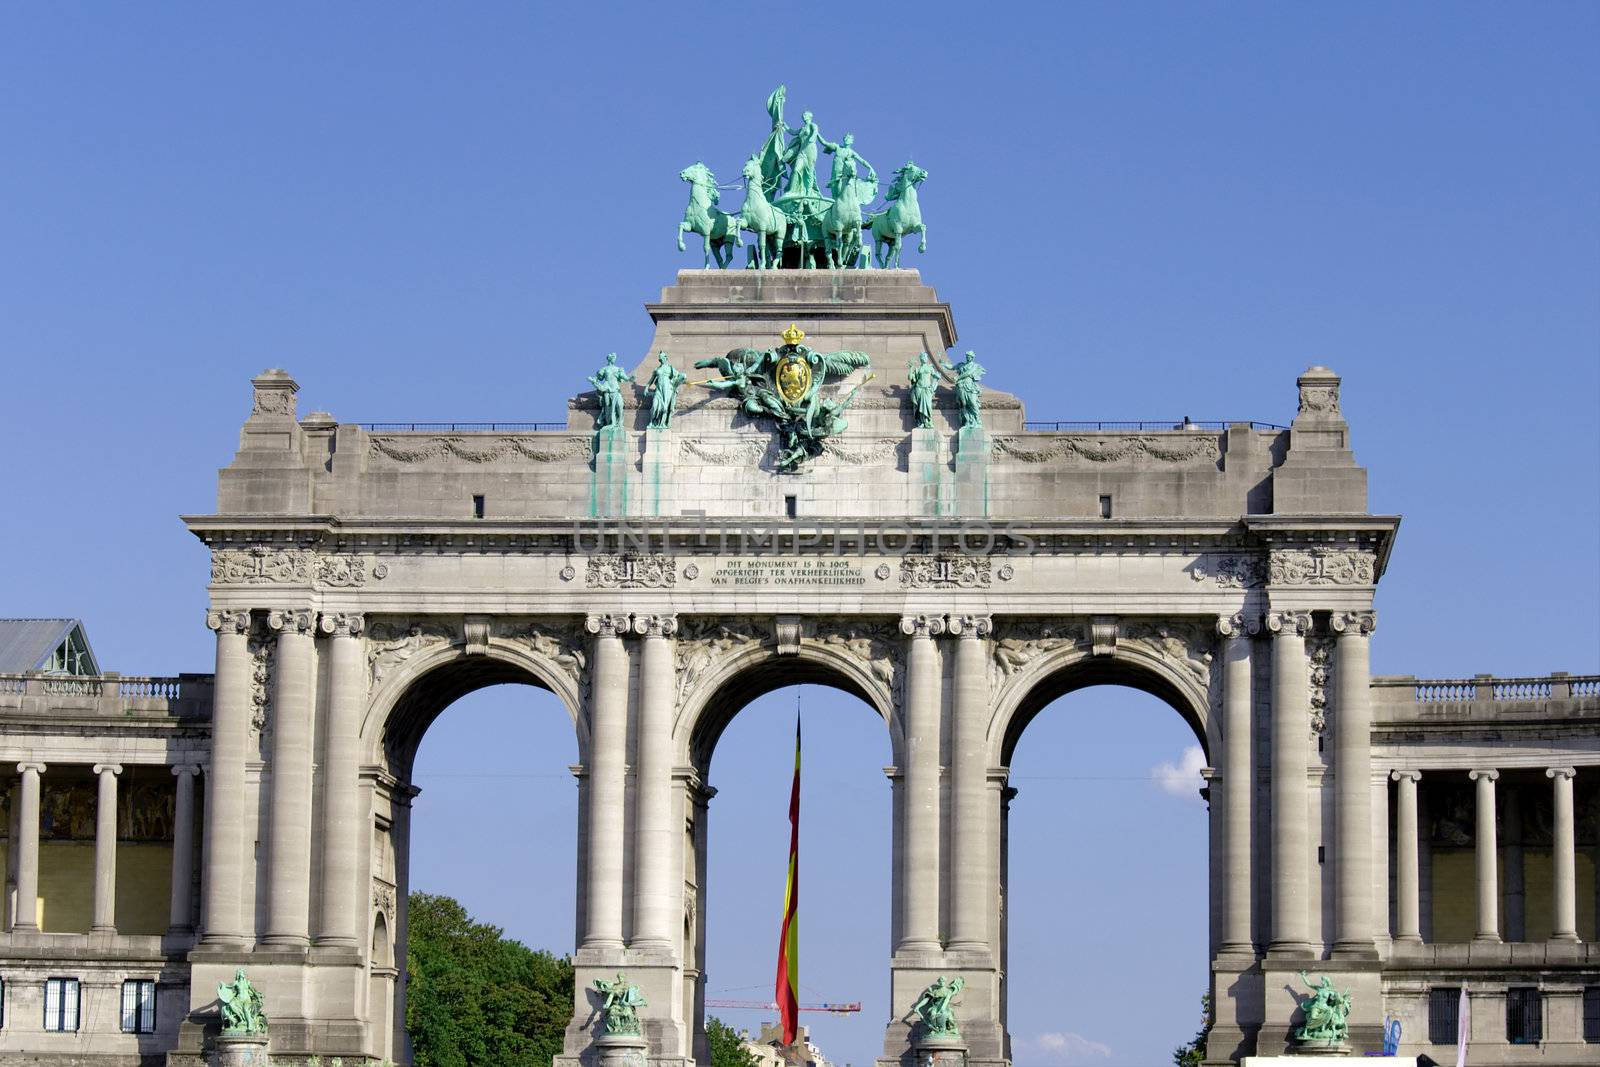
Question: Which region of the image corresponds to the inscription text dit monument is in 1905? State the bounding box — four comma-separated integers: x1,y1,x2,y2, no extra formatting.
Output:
708,558,866,587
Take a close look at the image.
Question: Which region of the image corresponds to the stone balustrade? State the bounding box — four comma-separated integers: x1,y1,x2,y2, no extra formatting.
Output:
1372,672,1599,724
0,672,213,719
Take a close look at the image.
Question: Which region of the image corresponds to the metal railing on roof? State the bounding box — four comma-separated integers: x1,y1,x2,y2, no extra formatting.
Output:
358,422,568,432
1021,420,1288,432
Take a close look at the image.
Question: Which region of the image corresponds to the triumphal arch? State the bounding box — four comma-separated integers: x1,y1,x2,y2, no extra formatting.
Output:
0,91,1596,1067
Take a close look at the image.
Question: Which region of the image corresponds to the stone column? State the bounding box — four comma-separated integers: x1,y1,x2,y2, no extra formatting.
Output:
948,613,991,955
169,764,199,933
1331,611,1377,957
583,613,631,951
1469,768,1500,943
12,762,43,932
1391,770,1422,944
898,613,944,954
202,609,252,945
264,607,316,947
632,613,678,952
1217,614,1255,955
1267,610,1313,956
317,612,365,949
91,763,122,933
1547,767,1579,943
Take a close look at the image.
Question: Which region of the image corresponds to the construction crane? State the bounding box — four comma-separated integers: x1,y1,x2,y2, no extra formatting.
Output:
704,999,861,1015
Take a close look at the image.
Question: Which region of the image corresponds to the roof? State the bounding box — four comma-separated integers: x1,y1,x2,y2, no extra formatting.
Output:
0,619,99,674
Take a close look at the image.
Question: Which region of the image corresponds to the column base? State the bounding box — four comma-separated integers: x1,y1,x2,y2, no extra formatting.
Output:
260,934,310,948
1264,943,1316,962
1471,933,1502,945
1390,934,1422,946
1330,940,1378,960
314,935,359,950
595,1032,650,1067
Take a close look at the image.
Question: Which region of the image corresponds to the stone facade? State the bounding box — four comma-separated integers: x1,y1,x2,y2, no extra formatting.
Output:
0,270,1594,1065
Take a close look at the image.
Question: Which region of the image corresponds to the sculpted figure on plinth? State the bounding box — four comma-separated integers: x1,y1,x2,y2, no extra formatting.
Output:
912,975,966,1038
646,351,687,429
594,973,647,1036
908,352,938,428
217,968,267,1035
587,353,628,431
1293,972,1352,1049
940,350,986,430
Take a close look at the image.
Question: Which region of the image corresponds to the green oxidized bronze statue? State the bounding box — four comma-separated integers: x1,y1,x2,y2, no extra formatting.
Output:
911,975,965,1039
692,323,871,470
594,973,647,1036
217,968,268,1035
1294,972,1352,1048
646,352,687,430
940,350,986,430
678,86,923,270
587,353,629,431
908,352,938,429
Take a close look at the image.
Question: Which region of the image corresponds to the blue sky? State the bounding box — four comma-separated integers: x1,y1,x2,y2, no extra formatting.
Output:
2,4,1595,1066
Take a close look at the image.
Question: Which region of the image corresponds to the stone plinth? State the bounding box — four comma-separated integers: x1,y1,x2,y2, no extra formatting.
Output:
595,1032,650,1067
213,1034,270,1067
914,1033,968,1067
1241,1058,1406,1067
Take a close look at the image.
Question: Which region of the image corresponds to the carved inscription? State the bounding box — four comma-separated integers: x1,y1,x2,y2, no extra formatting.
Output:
707,559,865,587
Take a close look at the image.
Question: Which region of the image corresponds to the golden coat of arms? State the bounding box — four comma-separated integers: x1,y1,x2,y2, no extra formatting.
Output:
775,353,813,404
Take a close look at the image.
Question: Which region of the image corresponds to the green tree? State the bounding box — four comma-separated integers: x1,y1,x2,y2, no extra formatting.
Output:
1173,993,1212,1067
705,1016,761,1067
405,892,574,1067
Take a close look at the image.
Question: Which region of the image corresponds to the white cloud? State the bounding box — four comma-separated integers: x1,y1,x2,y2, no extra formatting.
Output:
1151,744,1207,802
1017,1030,1113,1063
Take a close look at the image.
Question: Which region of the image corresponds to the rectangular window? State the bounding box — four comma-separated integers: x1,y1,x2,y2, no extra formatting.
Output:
1506,987,1542,1045
1098,494,1113,519
43,977,79,1032
1583,987,1600,1043
472,494,485,519
121,979,156,1034
1428,987,1460,1046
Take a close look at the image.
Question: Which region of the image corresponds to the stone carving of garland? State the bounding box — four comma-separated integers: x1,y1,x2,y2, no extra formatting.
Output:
679,439,769,465
990,434,1221,464
1307,634,1334,735
367,435,593,464
247,632,275,754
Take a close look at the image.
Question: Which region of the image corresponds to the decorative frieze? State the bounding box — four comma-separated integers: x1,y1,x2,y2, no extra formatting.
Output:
211,546,388,587
1297,369,1341,415
819,438,901,465
586,554,676,589
368,435,593,464
991,434,1220,464
1268,547,1375,586
899,554,991,588
212,546,312,585
315,556,388,587
1191,554,1267,589
679,439,768,465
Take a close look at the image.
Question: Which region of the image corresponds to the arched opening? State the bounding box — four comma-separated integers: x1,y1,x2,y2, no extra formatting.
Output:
368,644,581,1065
685,650,895,1067
998,656,1213,1067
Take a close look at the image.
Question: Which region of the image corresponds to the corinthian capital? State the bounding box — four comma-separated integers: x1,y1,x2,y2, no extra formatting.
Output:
1264,610,1312,636
1330,610,1377,637
267,608,315,635
899,614,947,638
319,612,366,638
634,613,679,638
205,609,252,634
584,613,632,638
948,614,993,638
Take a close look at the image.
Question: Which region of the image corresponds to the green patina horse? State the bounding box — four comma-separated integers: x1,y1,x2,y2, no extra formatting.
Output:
869,161,928,269
739,155,789,269
821,171,868,269
677,162,741,269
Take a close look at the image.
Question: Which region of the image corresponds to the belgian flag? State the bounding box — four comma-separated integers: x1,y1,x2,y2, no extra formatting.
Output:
774,715,801,1045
